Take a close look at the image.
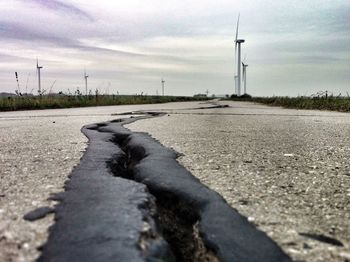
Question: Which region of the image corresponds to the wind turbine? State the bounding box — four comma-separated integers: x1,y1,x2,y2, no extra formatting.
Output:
84,69,89,96
242,55,248,95
49,80,57,94
161,78,165,96
234,14,245,96
36,59,43,95
242,62,248,95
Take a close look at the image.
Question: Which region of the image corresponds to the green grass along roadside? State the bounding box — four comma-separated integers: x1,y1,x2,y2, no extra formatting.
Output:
226,95,350,112
0,95,208,112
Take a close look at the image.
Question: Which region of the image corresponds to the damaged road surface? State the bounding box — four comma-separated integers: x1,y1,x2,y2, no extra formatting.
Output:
39,115,291,262
0,101,226,261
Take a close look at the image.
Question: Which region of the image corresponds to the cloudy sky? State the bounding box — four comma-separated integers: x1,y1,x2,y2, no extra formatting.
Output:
0,0,349,96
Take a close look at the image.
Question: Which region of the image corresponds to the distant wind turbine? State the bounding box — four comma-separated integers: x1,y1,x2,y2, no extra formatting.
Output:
234,13,245,96
36,59,43,95
84,69,89,96
242,62,248,95
161,78,165,96
49,80,57,94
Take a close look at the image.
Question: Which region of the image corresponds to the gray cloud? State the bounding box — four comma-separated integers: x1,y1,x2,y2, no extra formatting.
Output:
0,21,77,45
0,53,25,62
0,21,146,58
24,0,94,21
273,38,350,55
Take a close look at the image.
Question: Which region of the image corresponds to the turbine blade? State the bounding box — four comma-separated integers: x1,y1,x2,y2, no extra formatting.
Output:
234,13,240,69
235,13,240,43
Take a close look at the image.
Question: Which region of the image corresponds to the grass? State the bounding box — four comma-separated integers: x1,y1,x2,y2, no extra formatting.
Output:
226,94,350,112
0,94,208,112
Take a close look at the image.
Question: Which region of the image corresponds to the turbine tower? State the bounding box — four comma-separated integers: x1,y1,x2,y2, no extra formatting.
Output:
242,62,248,95
161,78,165,96
36,59,43,95
84,69,89,96
234,14,245,96
234,75,238,95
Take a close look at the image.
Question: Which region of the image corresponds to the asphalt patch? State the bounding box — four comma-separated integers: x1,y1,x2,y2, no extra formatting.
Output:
38,113,291,262
299,233,344,247
23,207,54,221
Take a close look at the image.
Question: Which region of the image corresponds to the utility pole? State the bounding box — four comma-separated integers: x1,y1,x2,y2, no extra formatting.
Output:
15,72,21,95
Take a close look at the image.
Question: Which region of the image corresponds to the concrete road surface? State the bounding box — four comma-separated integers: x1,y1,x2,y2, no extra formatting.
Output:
0,102,203,262
128,101,350,262
1,101,349,261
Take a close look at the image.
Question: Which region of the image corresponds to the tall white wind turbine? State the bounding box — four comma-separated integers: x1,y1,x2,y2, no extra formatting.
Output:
36,58,43,95
84,69,89,96
234,14,245,96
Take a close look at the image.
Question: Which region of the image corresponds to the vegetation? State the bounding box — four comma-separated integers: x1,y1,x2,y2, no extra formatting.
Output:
0,94,208,112
227,93,350,112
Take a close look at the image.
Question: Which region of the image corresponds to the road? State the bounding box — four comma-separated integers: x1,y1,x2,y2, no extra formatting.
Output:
0,102,202,261
0,101,349,261
127,101,350,262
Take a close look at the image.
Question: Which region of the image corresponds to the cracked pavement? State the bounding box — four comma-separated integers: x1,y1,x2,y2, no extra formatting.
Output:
127,101,350,262
0,101,349,261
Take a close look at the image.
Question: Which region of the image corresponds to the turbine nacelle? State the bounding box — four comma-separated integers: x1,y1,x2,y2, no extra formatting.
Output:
36,58,43,69
235,39,245,44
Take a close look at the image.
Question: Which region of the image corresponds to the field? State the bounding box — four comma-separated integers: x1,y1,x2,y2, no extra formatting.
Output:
0,94,207,112
229,95,350,112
